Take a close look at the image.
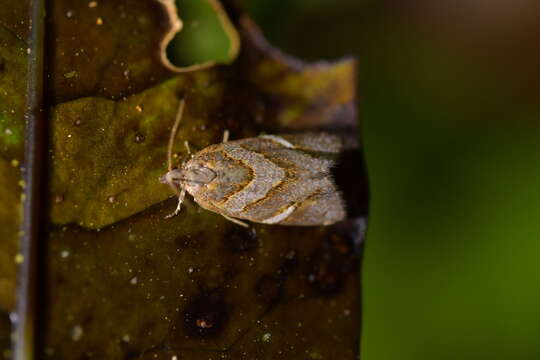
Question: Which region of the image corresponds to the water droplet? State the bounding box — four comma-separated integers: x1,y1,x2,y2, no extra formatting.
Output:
261,333,271,343
14,253,24,264
9,312,18,323
134,133,145,143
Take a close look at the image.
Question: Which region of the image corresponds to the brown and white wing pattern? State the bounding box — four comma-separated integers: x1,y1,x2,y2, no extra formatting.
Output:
190,133,346,226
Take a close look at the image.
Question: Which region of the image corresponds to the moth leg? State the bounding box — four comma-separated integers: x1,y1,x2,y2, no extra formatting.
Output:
222,214,249,227
184,140,191,156
165,188,186,219
222,129,230,143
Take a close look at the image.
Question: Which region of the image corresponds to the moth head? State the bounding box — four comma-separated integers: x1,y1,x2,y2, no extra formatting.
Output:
159,162,215,190
159,168,184,187
181,161,216,188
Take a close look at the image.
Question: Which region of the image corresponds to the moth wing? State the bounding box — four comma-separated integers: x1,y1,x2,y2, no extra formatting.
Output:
279,184,346,226
231,134,346,225
278,132,342,154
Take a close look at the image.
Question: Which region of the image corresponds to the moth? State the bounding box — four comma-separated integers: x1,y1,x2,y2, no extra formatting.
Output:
160,99,346,226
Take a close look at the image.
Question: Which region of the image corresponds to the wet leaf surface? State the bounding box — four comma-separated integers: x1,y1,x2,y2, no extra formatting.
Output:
46,205,364,359
49,70,229,228
1,0,367,358
47,0,174,104
0,3,30,41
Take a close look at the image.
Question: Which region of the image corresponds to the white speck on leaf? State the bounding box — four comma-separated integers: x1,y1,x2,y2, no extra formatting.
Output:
71,325,83,341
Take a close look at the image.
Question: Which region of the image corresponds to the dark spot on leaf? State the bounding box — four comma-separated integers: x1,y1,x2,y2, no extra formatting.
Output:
174,231,205,249
122,349,139,360
0,57,5,72
255,275,283,305
306,248,344,296
330,233,353,255
183,290,230,338
277,250,298,277
305,226,361,297
224,226,258,253
134,133,145,143
55,274,66,285
333,218,366,259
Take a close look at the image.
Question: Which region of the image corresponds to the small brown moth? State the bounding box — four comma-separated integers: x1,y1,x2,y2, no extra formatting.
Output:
160,100,346,226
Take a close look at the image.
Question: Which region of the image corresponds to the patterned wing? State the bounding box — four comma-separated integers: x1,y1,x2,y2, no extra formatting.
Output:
221,133,345,225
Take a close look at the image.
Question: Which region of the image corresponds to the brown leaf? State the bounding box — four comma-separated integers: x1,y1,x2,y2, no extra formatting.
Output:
0,1,366,358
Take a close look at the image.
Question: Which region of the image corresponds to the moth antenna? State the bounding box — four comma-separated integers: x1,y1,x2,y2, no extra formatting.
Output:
168,98,186,172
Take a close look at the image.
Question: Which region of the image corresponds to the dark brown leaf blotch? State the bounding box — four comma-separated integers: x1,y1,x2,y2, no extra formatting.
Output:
183,290,231,338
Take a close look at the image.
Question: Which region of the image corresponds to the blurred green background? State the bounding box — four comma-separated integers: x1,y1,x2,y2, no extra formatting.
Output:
175,0,540,359
169,0,235,66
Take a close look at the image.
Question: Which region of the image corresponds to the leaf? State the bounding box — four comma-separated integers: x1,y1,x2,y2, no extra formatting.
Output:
0,7,29,355
49,72,227,228
49,17,359,230
0,0,367,358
